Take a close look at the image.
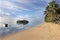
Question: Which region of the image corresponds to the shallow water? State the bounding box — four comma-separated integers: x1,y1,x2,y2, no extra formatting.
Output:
0,20,45,37
0,21,44,37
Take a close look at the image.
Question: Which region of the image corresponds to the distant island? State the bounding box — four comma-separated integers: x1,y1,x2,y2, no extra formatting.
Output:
45,0,60,24
17,20,29,25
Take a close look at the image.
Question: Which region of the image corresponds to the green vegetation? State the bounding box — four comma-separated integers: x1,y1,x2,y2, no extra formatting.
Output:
45,0,60,24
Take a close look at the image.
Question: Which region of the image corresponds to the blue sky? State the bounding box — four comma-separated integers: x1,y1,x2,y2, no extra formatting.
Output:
0,0,60,17
0,0,51,16
0,0,60,26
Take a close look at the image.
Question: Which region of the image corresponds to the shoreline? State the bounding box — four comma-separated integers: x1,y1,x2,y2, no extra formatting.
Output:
0,23,60,40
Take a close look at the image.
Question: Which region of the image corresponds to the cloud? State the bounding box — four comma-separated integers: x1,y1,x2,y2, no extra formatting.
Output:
40,0,51,2
0,0,51,17
0,0,48,27
12,0,30,4
55,0,60,4
1,0,48,10
2,0,32,10
0,8,11,16
11,0,47,10
16,14,44,26
0,13,44,27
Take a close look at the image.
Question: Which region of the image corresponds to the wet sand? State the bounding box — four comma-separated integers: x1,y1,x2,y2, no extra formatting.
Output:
0,23,60,40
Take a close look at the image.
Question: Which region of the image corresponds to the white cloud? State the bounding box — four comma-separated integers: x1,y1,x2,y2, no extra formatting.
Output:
16,15,31,20
0,10,1,12
0,0,32,16
0,14,44,27
0,15,34,28
13,0,30,4
1,0,31,11
0,9,11,16
40,0,51,3
3,12,10,16
2,1,15,9
0,0,2,7
16,14,44,26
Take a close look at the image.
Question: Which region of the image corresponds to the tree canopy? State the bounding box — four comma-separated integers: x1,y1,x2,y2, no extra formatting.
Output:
45,0,60,24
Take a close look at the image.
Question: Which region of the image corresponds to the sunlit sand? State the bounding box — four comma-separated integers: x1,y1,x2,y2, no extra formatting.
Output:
0,23,60,40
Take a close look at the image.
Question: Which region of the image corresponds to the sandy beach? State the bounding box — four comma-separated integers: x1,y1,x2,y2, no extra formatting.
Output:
0,23,60,40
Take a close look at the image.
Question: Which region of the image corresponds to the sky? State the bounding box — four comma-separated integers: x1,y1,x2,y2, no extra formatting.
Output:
0,0,50,16
0,0,51,26
0,0,60,37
